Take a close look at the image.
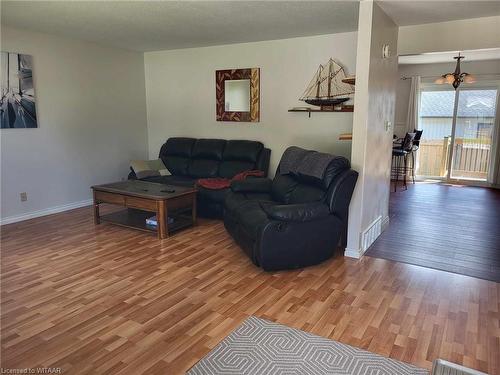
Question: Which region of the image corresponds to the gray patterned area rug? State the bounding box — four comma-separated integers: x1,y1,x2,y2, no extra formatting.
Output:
188,316,429,375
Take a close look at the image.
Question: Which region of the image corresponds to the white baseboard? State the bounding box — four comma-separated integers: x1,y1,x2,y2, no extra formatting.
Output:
344,247,363,259
361,215,382,252
344,215,387,259
0,199,93,225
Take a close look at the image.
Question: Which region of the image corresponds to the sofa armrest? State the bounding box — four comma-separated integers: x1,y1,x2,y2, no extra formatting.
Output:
263,202,330,222
230,178,272,193
256,148,271,177
327,169,358,224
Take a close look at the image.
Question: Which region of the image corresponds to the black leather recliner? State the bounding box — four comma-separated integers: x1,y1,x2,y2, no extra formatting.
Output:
223,151,358,271
129,137,271,218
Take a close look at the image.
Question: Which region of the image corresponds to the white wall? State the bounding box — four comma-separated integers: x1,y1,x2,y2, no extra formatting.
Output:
144,32,357,174
346,1,398,258
398,16,500,55
0,27,148,223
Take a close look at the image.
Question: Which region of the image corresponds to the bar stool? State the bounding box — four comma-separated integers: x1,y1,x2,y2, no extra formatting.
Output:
392,132,415,192
409,129,423,184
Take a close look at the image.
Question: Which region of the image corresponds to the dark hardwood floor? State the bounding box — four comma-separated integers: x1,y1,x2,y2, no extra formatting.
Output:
366,182,500,282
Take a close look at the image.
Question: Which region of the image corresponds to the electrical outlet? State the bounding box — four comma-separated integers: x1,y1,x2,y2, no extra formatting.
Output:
384,121,392,132
20,192,28,202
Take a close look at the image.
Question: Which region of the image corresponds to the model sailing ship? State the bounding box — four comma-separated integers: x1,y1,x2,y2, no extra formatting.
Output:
299,58,354,109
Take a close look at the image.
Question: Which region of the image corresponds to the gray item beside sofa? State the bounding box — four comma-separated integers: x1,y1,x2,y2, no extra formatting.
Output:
278,146,313,175
128,137,271,218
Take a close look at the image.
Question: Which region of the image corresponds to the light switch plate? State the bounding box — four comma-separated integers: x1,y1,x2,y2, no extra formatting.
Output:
384,121,392,132
382,44,391,58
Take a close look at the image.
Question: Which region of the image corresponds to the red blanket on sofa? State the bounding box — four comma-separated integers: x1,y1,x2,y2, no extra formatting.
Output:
197,170,264,190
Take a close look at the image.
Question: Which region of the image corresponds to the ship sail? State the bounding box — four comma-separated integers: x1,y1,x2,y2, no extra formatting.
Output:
300,59,354,107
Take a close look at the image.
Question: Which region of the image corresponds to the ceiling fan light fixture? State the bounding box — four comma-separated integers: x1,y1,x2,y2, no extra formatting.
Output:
434,76,446,84
445,74,455,84
436,52,475,90
463,74,476,84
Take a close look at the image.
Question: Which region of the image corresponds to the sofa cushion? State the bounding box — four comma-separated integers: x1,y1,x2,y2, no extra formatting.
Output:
230,178,272,193
223,140,263,163
225,192,252,213
271,174,299,204
130,159,160,179
219,160,255,178
197,186,228,204
296,156,350,189
192,139,226,160
235,201,276,240
188,159,219,178
159,138,196,176
130,159,170,179
244,192,273,202
164,156,190,176
161,137,196,158
149,159,169,174
262,202,330,222
288,184,325,204
224,191,274,212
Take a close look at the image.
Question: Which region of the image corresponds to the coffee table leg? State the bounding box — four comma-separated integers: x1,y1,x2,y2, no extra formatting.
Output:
93,191,100,225
157,200,168,239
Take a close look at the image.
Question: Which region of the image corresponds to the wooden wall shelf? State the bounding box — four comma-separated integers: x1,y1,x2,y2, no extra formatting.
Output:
339,133,353,141
342,76,356,85
288,105,354,117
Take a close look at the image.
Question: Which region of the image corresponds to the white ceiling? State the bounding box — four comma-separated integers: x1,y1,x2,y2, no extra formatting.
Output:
1,1,500,52
0,1,360,52
378,0,500,26
399,48,500,64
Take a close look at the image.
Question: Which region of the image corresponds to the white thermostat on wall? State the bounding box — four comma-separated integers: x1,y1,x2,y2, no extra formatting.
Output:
382,44,391,59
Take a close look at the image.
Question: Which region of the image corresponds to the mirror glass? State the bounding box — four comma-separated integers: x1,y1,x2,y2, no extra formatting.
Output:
224,79,250,112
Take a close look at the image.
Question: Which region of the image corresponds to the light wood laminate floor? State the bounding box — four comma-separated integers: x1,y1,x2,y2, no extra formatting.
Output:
1,206,499,374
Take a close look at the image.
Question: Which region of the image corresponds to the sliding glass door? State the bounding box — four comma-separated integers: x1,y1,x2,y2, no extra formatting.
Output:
449,89,497,181
416,90,455,178
417,85,499,183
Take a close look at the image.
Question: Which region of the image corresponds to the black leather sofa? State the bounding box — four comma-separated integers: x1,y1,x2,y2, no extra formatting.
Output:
224,151,358,271
129,137,271,218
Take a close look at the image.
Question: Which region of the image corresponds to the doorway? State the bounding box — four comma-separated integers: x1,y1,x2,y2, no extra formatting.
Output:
416,85,499,183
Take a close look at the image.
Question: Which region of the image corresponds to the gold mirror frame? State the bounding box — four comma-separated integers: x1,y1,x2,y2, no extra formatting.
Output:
216,68,260,122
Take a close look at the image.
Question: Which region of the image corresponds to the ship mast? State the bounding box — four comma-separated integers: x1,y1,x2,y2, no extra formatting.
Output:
316,65,322,98
327,60,332,98
299,59,354,103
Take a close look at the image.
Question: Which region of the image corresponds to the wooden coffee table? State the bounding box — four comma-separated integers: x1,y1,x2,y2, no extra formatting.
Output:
91,180,197,239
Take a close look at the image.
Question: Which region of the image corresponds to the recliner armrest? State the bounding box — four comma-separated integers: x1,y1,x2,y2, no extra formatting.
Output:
263,202,330,222
230,178,272,193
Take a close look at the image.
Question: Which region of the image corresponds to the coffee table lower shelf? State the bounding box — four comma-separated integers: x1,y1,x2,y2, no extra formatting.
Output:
100,208,193,235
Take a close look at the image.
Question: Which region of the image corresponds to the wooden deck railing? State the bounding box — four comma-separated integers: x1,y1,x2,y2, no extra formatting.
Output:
417,137,490,179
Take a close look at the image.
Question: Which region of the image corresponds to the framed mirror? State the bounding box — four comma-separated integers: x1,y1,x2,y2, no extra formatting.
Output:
216,68,260,122
225,79,250,112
